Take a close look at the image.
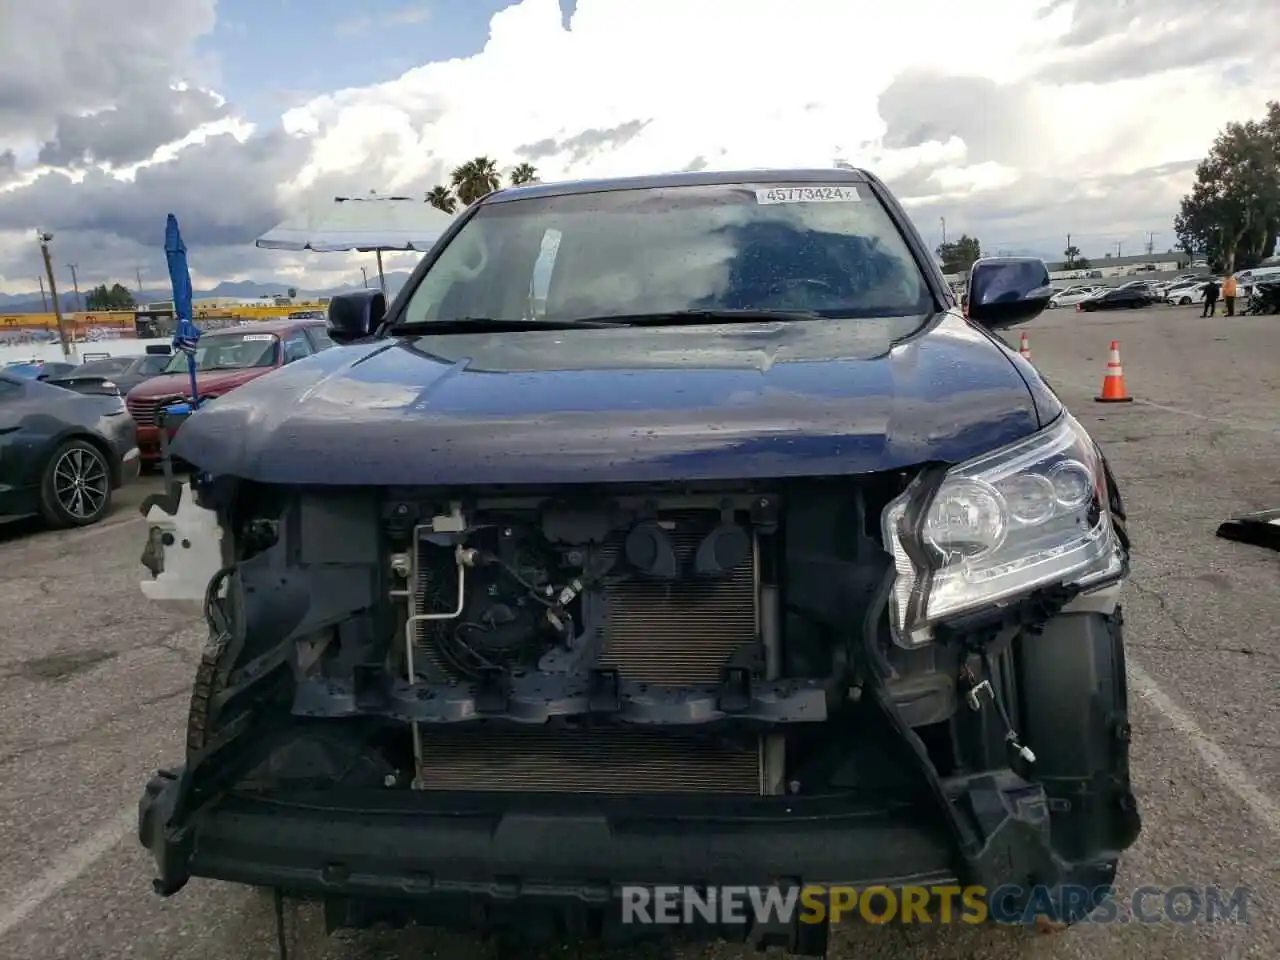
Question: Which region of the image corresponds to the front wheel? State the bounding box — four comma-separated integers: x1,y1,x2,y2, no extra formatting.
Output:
1179,296,1192,305
40,438,113,528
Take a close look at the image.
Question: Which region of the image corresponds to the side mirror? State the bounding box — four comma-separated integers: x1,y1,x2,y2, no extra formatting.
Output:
965,257,1053,330
327,289,386,344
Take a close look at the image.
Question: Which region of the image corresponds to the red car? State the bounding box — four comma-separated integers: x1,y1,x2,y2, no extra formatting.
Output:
126,318,334,464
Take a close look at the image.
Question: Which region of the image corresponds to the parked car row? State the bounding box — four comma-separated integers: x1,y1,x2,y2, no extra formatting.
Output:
1048,279,1164,311
0,316,335,532
1074,281,1163,311
125,317,333,464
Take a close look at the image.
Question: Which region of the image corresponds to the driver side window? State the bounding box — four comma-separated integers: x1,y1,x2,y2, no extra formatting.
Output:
282,331,313,364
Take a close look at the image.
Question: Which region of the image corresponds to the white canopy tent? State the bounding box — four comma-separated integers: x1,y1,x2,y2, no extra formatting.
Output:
255,195,458,294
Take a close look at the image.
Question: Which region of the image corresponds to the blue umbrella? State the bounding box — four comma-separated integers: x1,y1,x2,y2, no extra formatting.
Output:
164,213,201,406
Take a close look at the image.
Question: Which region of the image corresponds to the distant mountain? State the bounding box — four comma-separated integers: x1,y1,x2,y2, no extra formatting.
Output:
0,272,416,315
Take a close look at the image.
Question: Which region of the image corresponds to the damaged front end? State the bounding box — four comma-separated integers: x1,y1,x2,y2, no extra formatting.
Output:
137,411,1140,954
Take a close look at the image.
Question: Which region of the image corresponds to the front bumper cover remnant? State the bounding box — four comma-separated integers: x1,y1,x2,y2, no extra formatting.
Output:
138,766,1071,916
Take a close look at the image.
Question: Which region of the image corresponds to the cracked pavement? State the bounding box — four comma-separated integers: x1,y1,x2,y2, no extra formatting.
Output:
0,303,1276,959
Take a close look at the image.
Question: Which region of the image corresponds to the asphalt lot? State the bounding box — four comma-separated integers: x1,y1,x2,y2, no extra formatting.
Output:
0,301,1276,959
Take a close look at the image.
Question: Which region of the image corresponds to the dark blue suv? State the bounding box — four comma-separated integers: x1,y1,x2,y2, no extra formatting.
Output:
137,168,1138,956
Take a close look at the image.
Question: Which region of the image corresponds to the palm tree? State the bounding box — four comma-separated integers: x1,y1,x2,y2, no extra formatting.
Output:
509,162,539,186
425,185,457,213
451,156,501,206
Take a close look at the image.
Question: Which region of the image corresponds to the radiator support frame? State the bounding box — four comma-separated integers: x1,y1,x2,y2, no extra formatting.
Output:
399,497,791,797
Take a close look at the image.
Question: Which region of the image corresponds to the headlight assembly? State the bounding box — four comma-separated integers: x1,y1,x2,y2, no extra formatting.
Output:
881,413,1126,647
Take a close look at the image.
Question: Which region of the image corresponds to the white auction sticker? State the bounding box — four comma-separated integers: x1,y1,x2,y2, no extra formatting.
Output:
755,185,861,204
241,334,276,341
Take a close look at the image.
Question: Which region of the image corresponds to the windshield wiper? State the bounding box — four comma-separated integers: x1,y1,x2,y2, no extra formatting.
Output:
393,316,626,334
574,309,825,327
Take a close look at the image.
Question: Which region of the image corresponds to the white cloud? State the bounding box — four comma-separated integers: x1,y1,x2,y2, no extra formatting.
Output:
277,0,1278,239
2,0,1279,293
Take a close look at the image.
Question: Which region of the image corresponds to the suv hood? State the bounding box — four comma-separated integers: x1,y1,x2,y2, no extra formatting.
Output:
172,311,1049,485
128,367,272,400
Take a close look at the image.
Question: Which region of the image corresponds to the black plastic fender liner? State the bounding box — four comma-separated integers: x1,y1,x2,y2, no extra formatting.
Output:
1215,509,1280,552
1015,608,1142,864
855,564,1073,898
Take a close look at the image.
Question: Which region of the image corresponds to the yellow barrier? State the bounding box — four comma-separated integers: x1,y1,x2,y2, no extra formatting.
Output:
0,303,328,332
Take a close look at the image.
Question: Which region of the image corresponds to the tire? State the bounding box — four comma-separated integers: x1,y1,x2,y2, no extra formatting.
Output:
1179,297,1191,305
40,438,113,528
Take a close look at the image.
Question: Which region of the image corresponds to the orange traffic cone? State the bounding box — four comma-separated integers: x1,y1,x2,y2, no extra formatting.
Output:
1018,331,1032,361
1094,340,1134,403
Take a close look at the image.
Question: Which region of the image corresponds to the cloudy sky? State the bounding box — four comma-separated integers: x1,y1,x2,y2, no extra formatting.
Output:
1,0,1277,295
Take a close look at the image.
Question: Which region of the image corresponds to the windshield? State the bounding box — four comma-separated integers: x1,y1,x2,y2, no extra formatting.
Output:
163,333,279,373
396,181,933,327
137,354,172,374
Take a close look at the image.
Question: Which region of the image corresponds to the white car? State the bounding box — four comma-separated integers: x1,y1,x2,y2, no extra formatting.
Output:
1164,281,1208,305
1048,285,1103,308
1234,265,1280,297
1154,275,1203,297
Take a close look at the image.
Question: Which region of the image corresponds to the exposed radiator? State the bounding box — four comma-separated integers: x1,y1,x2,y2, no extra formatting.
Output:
598,510,758,685
414,727,762,794
407,507,769,796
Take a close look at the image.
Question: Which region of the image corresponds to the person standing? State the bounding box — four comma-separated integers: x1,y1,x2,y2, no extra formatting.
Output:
1222,273,1238,316
1201,277,1220,317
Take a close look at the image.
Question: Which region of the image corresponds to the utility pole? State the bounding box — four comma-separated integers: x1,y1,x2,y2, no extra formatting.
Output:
940,217,947,246
1145,232,1154,256
135,266,144,296
38,274,48,311
37,232,72,359
1066,233,1072,266
66,263,82,311
361,266,369,288
1115,241,1123,258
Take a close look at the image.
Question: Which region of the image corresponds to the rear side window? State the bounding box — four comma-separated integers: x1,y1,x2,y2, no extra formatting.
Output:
282,330,315,363
305,325,334,351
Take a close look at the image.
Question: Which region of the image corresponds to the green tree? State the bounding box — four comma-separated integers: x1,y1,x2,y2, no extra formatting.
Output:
426,157,539,211
936,234,982,274
1063,243,1081,268
509,162,539,186
1174,101,1280,273
1075,256,1091,269
450,155,502,206
425,185,457,213
84,282,135,311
